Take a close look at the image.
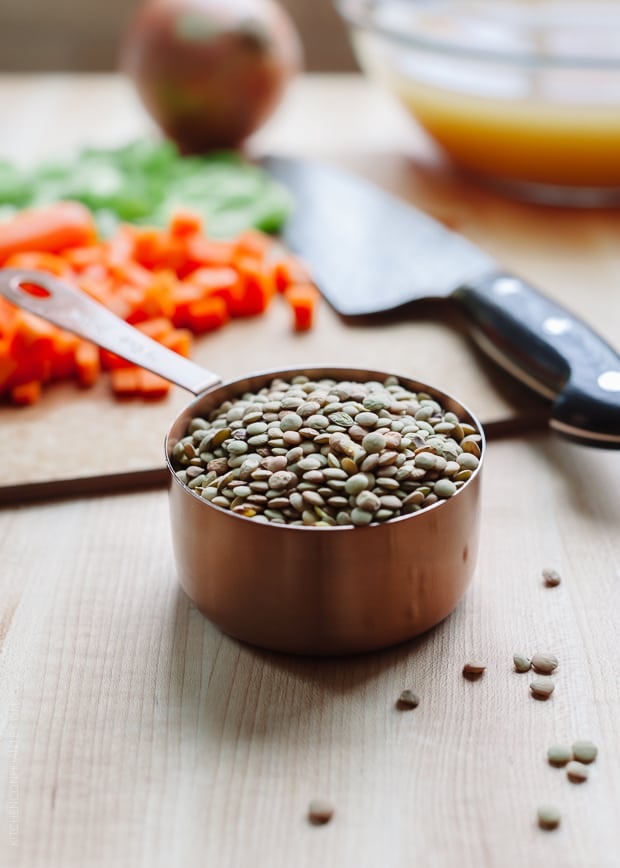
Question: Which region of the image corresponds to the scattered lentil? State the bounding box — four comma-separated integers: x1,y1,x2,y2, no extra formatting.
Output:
397,689,420,709
537,805,561,831
308,800,334,825
463,661,486,678
513,653,532,673
547,744,572,767
572,740,598,764
171,376,481,527
530,678,555,700
531,653,559,675
542,567,562,587
566,761,589,783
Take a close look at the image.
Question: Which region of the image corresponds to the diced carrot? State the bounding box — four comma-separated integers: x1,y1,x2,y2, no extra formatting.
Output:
74,340,100,388
184,235,236,269
186,296,229,333
50,330,80,380
11,310,56,361
132,227,188,273
0,203,317,405
169,282,203,328
169,209,203,238
230,256,275,317
79,275,130,320
110,366,142,398
0,337,18,391
114,283,150,323
119,271,176,324
9,379,42,405
131,227,169,270
109,259,153,290
0,297,19,339
272,254,313,293
110,365,171,400
185,266,239,294
61,244,103,270
100,348,134,371
135,317,175,340
284,284,320,332
105,224,135,269
138,369,171,399
233,229,274,261
3,250,74,279
183,267,241,311
0,202,96,265
78,273,114,302
160,327,192,358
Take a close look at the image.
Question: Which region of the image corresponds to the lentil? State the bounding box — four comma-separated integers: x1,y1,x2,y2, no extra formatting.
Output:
513,653,531,673
547,745,572,766
397,689,420,709
566,761,589,783
308,800,334,825
537,805,561,831
531,653,559,675
171,376,482,527
572,740,598,764
542,567,562,587
463,661,486,678
530,678,555,700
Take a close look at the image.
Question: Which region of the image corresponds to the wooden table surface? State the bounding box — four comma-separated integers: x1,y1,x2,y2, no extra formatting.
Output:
1,74,619,868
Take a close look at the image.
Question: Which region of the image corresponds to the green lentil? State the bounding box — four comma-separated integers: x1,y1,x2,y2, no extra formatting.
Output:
414,452,437,470
531,653,559,675
434,478,457,498
280,412,303,431
542,567,562,587
537,805,561,831
572,740,598,764
344,473,370,496
547,744,572,766
351,507,373,526
530,678,555,700
397,689,420,709
362,432,387,453
355,411,379,427
566,761,589,783
308,799,334,826
513,653,531,673
171,375,482,527
463,661,486,678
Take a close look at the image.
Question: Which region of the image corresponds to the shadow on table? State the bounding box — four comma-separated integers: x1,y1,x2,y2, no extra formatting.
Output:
166,583,464,746
524,434,620,529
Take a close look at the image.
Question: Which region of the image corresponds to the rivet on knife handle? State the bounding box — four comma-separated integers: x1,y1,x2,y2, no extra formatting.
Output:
453,272,620,448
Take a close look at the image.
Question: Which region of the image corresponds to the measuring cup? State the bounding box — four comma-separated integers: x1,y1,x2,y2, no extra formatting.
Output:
0,268,485,655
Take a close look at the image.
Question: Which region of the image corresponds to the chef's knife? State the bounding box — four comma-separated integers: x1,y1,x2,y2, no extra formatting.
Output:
263,155,620,449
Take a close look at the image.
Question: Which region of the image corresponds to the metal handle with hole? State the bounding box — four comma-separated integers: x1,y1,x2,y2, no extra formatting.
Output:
0,269,222,395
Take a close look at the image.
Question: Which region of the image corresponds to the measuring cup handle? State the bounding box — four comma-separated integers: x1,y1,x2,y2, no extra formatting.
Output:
0,269,221,396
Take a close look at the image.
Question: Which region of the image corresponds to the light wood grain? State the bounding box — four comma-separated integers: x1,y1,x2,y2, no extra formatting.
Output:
0,436,619,868
1,74,620,868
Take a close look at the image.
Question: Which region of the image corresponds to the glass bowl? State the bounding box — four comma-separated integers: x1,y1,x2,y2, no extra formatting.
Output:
336,0,620,205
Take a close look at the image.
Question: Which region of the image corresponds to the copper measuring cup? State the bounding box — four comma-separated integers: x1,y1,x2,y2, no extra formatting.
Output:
0,268,485,655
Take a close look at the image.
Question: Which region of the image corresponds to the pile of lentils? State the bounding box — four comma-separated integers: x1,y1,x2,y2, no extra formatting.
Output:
171,375,482,527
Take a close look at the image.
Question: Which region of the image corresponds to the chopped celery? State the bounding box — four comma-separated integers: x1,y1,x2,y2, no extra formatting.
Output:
0,140,291,238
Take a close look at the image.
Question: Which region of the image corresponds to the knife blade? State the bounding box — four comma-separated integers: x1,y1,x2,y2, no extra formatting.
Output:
263,155,620,449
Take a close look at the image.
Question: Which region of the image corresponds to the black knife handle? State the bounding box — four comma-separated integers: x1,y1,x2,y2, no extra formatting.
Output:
453,272,620,448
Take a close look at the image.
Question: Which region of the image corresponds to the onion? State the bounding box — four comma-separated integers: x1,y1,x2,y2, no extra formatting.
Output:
122,0,303,152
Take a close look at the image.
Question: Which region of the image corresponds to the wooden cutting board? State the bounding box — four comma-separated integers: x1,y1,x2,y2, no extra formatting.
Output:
0,295,548,502
1,75,618,502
